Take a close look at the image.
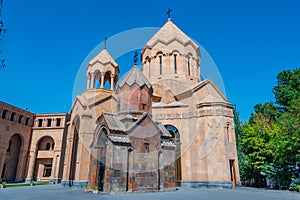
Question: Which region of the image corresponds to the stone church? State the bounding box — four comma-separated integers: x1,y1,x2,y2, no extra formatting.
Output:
0,17,240,193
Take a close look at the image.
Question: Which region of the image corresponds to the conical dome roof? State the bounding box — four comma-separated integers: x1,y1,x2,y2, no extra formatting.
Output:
118,65,152,89
145,19,199,49
88,49,118,67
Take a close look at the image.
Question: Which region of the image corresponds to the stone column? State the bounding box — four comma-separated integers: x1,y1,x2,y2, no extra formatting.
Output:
51,153,60,182
110,74,114,90
90,73,95,89
15,149,26,182
100,72,105,88
87,75,91,89
62,129,73,181
25,150,37,182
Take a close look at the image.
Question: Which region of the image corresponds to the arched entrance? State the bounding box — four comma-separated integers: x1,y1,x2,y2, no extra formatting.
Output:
1,134,22,182
33,136,55,181
69,116,80,181
96,127,108,191
164,125,181,186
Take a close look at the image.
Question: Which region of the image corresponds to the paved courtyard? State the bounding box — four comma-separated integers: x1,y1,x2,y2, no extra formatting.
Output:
0,185,299,200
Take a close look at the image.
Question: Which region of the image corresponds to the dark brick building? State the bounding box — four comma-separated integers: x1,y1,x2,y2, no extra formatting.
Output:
89,65,176,193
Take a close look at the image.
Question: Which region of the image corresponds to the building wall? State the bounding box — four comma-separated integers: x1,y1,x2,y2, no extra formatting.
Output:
26,113,68,183
0,101,34,182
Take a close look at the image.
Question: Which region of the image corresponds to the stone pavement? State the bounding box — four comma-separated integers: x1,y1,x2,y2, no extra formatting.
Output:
0,184,299,200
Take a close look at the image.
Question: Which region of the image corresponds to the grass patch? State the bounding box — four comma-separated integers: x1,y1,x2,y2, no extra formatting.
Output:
5,182,50,188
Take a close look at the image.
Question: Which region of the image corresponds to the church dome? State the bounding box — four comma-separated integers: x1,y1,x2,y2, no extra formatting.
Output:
116,65,153,116
141,19,201,86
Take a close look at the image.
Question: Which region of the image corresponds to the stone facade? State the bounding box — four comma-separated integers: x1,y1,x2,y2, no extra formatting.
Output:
0,17,241,191
0,102,34,182
26,113,68,183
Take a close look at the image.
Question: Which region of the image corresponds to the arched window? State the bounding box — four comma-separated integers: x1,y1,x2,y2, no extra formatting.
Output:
18,115,24,124
25,118,30,126
1,109,8,119
10,112,16,121
104,71,111,90
38,136,55,151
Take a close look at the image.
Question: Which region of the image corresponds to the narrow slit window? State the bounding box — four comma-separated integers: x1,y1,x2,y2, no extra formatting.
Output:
159,55,162,75
174,54,177,74
144,143,150,153
187,57,190,76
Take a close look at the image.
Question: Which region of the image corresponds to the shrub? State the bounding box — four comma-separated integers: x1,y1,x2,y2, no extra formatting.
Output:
94,185,99,190
296,185,300,192
1,182,6,188
30,179,35,186
289,178,298,191
84,183,90,189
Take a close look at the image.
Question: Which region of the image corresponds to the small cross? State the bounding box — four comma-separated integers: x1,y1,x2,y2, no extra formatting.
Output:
166,8,172,19
133,51,138,65
104,37,107,49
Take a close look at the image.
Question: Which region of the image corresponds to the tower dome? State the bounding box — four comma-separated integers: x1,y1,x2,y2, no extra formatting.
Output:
141,19,201,86
116,65,153,116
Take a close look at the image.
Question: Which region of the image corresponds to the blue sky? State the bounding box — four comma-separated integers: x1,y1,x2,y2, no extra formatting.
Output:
0,0,299,121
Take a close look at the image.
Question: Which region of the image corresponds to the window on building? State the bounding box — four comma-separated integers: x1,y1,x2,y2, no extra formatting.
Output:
187,57,190,76
56,118,61,127
38,119,43,127
43,164,52,177
46,143,51,150
142,103,146,110
47,119,52,127
144,143,150,153
226,123,231,143
18,115,23,124
10,112,16,121
159,55,162,75
114,170,121,177
174,54,177,74
25,118,30,126
1,109,8,119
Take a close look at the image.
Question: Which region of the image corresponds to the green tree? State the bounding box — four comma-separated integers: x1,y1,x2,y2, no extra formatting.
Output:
236,68,300,189
273,68,300,111
240,112,280,187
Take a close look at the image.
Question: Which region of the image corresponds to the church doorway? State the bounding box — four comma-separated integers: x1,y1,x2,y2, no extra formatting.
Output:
97,127,108,191
164,125,181,186
98,162,105,191
229,159,237,187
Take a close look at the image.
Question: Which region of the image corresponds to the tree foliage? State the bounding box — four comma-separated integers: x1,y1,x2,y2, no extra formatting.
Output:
236,68,300,190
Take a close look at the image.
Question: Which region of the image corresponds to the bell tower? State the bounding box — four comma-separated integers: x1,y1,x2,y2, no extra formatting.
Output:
86,49,120,90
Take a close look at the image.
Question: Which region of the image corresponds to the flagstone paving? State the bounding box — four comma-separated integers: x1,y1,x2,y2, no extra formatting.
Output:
0,184,299,200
